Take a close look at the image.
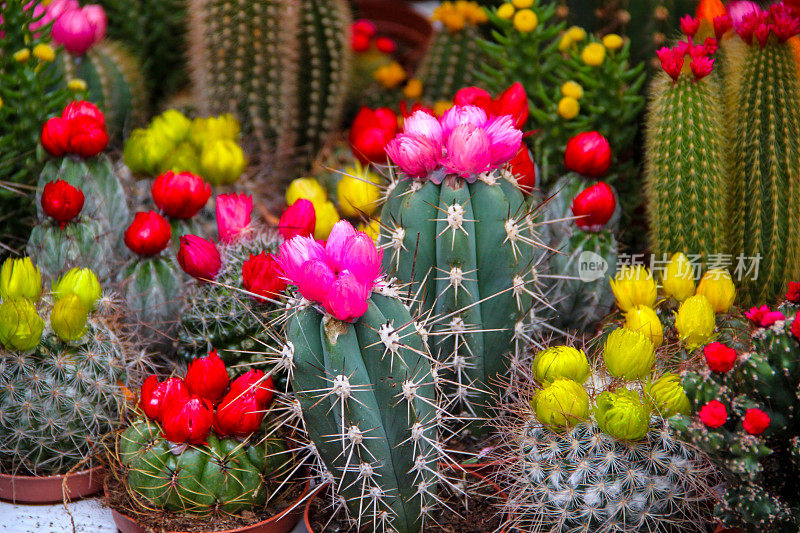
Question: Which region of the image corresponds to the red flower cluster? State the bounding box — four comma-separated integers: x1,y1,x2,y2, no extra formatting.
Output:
41,180,85,228
745,305,786,327
736,3,800,47
350,19,395,54
704,342,737,373
564,131,612,178
40,101,108,158
509,146,537,192
571,181,616,231
139,350,275,444
454,83,529,130
657,34,718,82
349,107,398,164
786,281,800,303
699,400,727,428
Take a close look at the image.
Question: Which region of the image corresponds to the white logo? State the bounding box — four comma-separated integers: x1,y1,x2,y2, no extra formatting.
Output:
578,251,608,282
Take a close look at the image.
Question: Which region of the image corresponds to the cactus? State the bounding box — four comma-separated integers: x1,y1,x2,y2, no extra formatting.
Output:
645,40,728,265
187,0,352,175
118,417,288,514
55,40,149,141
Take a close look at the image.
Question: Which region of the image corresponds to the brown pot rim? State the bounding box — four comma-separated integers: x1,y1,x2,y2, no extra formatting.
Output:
107,477,311,533
0,465,104,504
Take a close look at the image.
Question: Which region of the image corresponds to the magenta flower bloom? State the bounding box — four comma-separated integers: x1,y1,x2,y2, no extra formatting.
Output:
177,235,222,281
52,8,96,55
216,193,253,244
323,271,370,322
341,233,383,286
440,105,488,138
82,5,107,42
484,115,523,167
325,220,358,272
277,235,327,285
298,259,336,303
442,124,491,178
402,110,443,145
385,134,440,179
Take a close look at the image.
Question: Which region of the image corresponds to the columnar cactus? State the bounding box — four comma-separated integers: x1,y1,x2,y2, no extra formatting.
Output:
187,0,352,174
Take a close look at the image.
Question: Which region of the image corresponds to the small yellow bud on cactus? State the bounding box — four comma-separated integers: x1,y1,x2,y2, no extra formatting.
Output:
314,201,340,240
52,268,101,310
675,295,716,350
51,294,89,342
533,346,590,385
338,163,382,218
532,378,590,428
0,257,42,301
150,109,192,145
513,9,538,32
123,128,173,176
662,252,696,302
557,96,580,119
603,328,655,380
645,373,690,417
373,62,406,89
602,33,624,51
497,3,515,19
0,300,44,351
67,78,88,92
403,79,423,100
286,177,327,207
199,139,247,185
696,269,736,313
595,388,650,441
624,305,663,348
561,80,583,100
13,49,31,63
610,265,658,311
581,42,607,66
32,43,55,63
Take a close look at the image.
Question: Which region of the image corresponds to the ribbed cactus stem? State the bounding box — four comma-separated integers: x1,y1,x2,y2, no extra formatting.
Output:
418,25,485,103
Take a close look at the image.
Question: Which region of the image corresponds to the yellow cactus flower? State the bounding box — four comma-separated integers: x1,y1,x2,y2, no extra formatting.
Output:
403,78,423,100
286,177,327,207
53,268,102,310
675,295,716,350
662,252,696,302
696,269,736,313
314,201,340,240
513,9,538,32
582,42,607,66
645,373,691,417
0,257,42,301
497,3,515,19
602,33,624,51
557,96,580,119
434,100,454,117
123,127,173,176
67,78,88,92
532,378,590,429
13,49,31,63
51,294,89,342
533,346,590,386
603,328,655,380
0,300,44,351
199,139,247,185
358,218,381,242
337,163,382,218
150,109,192,145
595,388,651,441
162,142,201,175
512,0,533,7
624,305,664,348
561,80,583,100
373,62,406,89
188,114,241,149
32,43,55,63
610,265,658,312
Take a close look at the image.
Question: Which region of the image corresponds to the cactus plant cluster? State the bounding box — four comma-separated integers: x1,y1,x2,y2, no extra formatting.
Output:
187,0,352,176
671,283,800,531
0,258,143,477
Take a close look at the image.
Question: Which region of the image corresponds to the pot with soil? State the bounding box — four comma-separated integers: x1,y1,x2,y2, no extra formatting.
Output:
0,466,104,504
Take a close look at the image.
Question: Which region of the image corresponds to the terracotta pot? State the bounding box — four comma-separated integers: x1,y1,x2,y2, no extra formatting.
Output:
0,466,104,504
353,0,433,70
109,479,311,533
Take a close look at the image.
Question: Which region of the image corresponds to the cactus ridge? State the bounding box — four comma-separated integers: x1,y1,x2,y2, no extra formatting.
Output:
418,25,486,103
120,256,185,345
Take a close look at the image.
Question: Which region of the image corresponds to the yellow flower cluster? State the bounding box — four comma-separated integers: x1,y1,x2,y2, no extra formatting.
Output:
433,1,488,32
496,2,538,32
558,26,587,51
373,61,406,89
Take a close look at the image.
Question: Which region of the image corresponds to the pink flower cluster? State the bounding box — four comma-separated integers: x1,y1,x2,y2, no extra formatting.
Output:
734,2,800,47
385,105,523,181
20,0,107,56
745,305,786,328
657,21,719,82
277,220,382,322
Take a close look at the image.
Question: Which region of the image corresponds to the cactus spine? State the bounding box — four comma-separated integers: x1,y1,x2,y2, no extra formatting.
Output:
188,0,351,174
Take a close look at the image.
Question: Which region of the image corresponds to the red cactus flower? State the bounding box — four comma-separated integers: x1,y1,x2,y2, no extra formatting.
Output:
787,282,800,303
742,408,770,435
124,211,172,257
351,19,376,38
242,252,286,301
454,83,529,129
68,115,108,158
698,400,727,428
349,107,398,164
680,15,701,37
571,182,616,231
279,199,316,240
704,342,737,373
184,350,229,405
351,31,371,52
151,171,211,220
375,36,396,54
162,395,213,445
177,235,222,281
656,46,686,81
509,146,537,193
61,100,105,127
41,117,72,157
230,369,274,408
41,180,84,228
139,376,190,422
745,305,786,327
564,131,612,178
690,55,715,80
791,317,800,341
213,388,265,438
713,15,733,39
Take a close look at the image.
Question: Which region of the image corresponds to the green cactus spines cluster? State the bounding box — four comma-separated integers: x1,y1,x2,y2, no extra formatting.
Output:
288,291,439,533
188,0,351,175
645,72,728,264
380,171,543,429
418,25,487,104
119,418,289,514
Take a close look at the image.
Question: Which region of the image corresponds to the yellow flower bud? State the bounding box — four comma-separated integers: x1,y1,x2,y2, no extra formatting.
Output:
286,177,328,207
51,294,89,342
645,373,690,417
0,300,44,351
199,139,247,185
513,9,538,32
558,33,574,51
162,142,201,175
624,305,663,348
557,96,580,119
602,33,624,51
123,128,173,176
533,346,590,386
314,201,340,240
603,328,655,380
512,0,533,7
675,295,716,350
337,163,382,218
67,78,88,92
403,78,424,100
567,26,587,42
696,269,736,313
434,100,454,117
0,96,3,108
662,252,696,302
497,3,515,19
150,109,192,145
595,388,650,441
373,62,406,89
439,10,467,32
33,43,55,63
52,268,101,310
0,257,42,301
610,265,658,311
581,42,607,66
358,218,381,242
13,49,31,63
189,114,241,149
467,5,488,24
532,378,590,429
561,80,583,100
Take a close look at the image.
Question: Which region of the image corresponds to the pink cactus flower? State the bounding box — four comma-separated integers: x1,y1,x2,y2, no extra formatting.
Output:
82,5,106,42
484,115,523,167
298,259,336,303
325,220,358,272
440,105,488,138
340,233,383,286
277,235,327,285
402,110,443,145
727,1,761,31
45,0,80,19
51,7,96,56
656,46,685,81
323,271,370,322
442,124,491,178
385,134,440,179
690,55,714,80
216,193,253,244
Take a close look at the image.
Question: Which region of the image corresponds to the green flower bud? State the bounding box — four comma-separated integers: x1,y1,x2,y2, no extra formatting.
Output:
0,257,42,301
189,114,241,149
531,378,590,429
199,139,247,185
533,346,590,385
51,294,89,341
675,294,716,350
603,328,655,380
123,128,174,177
595,388,650,441
161,141,201,175
0,299,44,351
149,109,191,144
52,268,101,310
645,373,691,417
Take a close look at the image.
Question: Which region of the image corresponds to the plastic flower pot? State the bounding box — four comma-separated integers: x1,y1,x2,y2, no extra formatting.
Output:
0,466,104,504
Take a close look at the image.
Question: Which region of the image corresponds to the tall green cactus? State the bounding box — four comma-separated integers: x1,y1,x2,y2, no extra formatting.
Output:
187,0,351,175
287,291,439,533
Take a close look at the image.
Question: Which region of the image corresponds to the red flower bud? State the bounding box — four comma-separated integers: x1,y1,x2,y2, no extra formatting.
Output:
124,211,172,257
279,199,316,240
742,408,770,435
185,349,229,405
786,281,800,303
139,376,190,422
375,36,396,54
62,100,105,127
41,180,84,228
349,107,398,164
162,395,213,445
564,131,612,178
351,31,371,52
41,117,72,157
509,146,537,194
213,388,264,437
698,400,727,428
703,342,737,373
351,19,376,37
680,15,701,37
177,235,222,281
67,115,108,158
745,305,786,327
571,182,616,231
713,15,733,39
230,369,274,408
242,252,286,301
151,171,211,220
791,317,800,342
494,82,529,130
